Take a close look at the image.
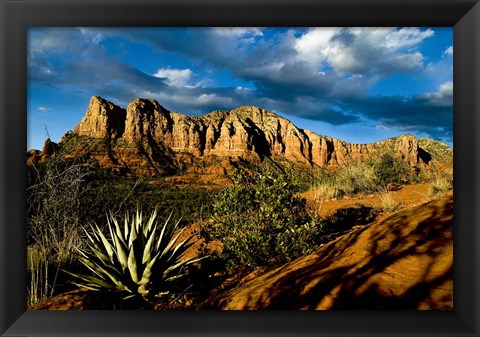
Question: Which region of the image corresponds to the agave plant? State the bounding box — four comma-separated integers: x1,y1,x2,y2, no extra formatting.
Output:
66,209,203,300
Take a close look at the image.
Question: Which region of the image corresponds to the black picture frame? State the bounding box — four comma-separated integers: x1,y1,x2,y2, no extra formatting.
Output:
1,0,478,336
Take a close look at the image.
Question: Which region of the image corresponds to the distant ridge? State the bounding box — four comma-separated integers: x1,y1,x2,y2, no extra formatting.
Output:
28,96,453,176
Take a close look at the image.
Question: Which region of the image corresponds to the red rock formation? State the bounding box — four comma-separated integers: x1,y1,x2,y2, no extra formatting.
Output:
68,96,438,174
74,96,126,139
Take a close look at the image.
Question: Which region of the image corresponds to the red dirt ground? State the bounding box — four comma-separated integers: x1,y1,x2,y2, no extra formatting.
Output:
203,195,453,310
301,183,438,218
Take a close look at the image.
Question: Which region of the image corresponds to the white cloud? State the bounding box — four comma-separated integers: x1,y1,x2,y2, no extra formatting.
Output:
153,68,193,86
327,43,362,73
213,27,263,38
235,86,251,92
294,27,338,66
418,81,453,106
294,27,433,75
37,106,50,112
443,45,453,56
439,81,453,95
383,27,434,49
79,28,104,43
196,93,233,106
389,52,424,71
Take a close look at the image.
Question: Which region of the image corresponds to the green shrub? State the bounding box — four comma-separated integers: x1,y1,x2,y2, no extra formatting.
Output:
80,171,214,226
66,210,204,301
373,153,411,185
208,168,324,271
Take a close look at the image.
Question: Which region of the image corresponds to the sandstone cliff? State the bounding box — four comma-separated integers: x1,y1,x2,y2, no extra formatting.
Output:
74,96,126,139
71,96,435,171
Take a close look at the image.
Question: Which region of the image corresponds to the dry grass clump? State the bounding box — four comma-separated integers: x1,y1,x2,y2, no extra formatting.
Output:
310,162,381,200
27,151,94,307
335,164,380,196
379,191,400,213
428,177,452,197
312,182,340,201
27,245,50,308
427,166,453,197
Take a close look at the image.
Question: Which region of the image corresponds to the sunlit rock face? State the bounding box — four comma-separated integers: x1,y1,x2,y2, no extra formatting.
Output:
74,96,126,139
69,96,438,174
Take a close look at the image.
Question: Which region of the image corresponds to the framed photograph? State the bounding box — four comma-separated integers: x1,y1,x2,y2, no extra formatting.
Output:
1,0,479,336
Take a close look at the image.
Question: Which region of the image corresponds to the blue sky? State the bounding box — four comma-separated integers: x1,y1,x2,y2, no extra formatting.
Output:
27,27,453,150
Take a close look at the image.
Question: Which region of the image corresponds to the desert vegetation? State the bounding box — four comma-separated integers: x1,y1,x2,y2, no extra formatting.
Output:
308,153,413,201
25,100,453,310
66,210,204,307
27,152,94,306
206,167,324,271
27,146,453,309
26,149,214,308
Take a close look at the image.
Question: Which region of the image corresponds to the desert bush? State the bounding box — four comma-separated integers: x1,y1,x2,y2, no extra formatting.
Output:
80,171,214,226
314,182,340,200
27,151,95,306
66,210,204,302
421,163,453,197
373,153,411,186
428,177,452,197
309,169,339,200
334,163,381,196
208,168,324,271
308,154,417,199
27,155,94,249
308,164,380,199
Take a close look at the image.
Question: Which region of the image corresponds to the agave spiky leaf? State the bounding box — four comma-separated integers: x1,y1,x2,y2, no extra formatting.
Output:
128,215,138,248
167,237,194,262
66,209,207,301
138,251,161,286
155,212,174,251
144,208,157,236
123,213,129,239
111,215,127,248
83,230,111,265
113,234,128,271
160,226,186,259
94,224,114,259
142,224,158,264
66,272,114,290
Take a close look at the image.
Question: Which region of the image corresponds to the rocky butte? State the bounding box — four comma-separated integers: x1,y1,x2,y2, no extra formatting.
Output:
28,96,451,177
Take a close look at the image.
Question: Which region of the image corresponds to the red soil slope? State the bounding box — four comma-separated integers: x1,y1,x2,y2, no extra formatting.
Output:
203,196,453,310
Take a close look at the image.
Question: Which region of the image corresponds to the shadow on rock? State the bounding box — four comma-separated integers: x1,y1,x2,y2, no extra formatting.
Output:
203,196,453,310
